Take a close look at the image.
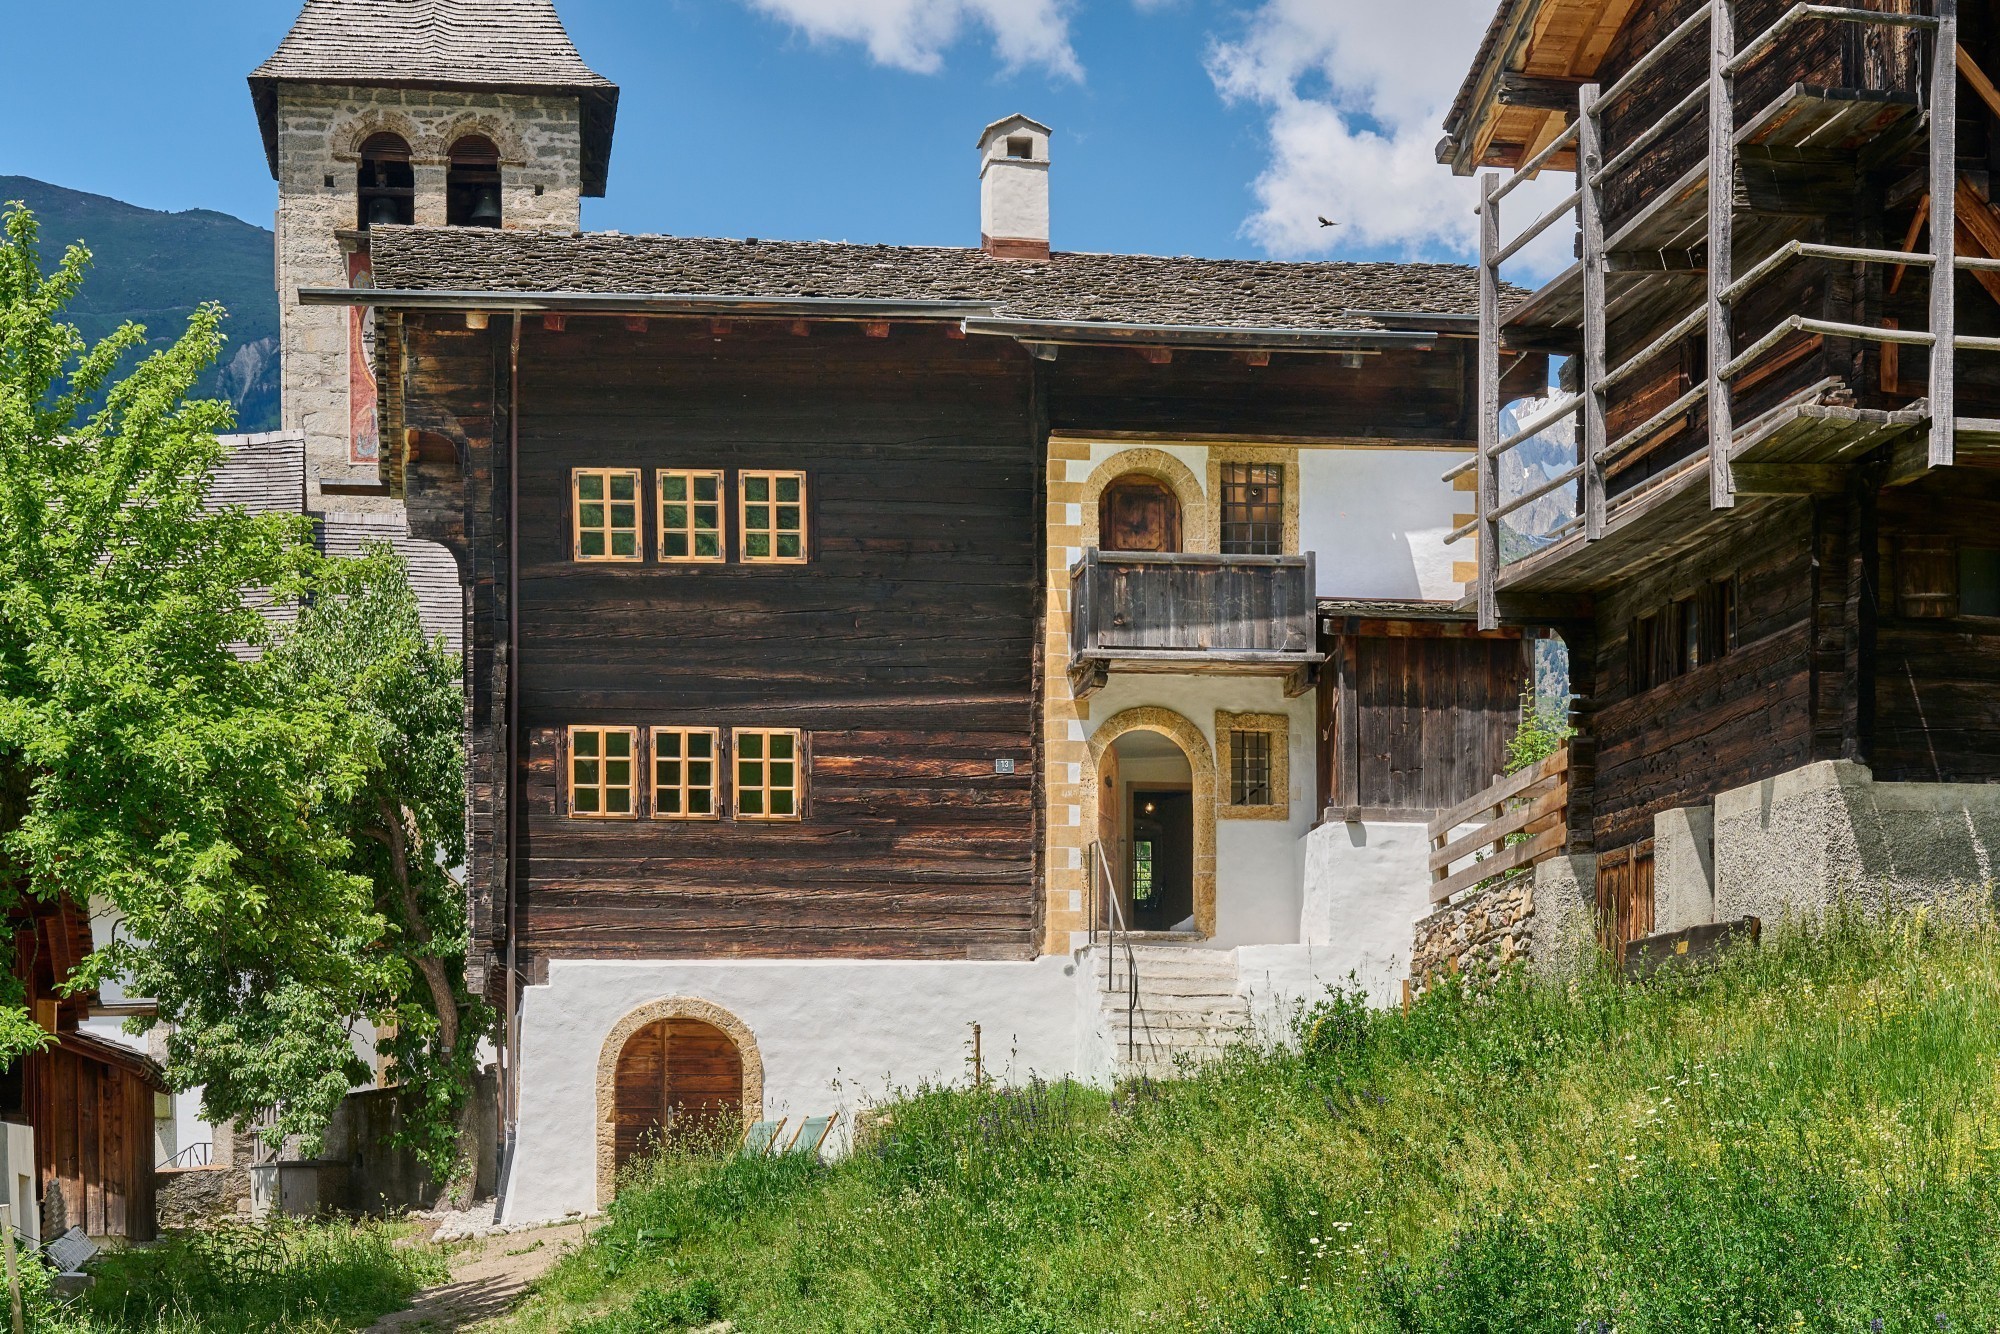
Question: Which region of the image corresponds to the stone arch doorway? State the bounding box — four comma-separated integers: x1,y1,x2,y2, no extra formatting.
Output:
596,999,763,1203
1086,707,1217,937
1080,448,1211,553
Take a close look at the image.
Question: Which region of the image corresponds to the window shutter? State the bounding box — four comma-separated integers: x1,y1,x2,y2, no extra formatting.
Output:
1895,535,1956,618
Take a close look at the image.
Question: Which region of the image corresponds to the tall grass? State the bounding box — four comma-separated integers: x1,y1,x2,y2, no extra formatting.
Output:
35,1217,444,1334
498,911,2000,1332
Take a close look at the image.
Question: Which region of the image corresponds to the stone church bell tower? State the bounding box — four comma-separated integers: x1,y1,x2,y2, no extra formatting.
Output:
249,0,618,515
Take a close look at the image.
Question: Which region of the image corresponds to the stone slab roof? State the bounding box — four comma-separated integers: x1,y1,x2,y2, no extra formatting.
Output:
250,0,618,194
364,227,1498,332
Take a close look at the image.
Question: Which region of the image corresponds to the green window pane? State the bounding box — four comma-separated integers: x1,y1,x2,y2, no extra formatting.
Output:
745,504,770,530
664,533,690,558
663,503,688,529
610,503,636,529
657,762,682,788
776,533,802,559
610,474,636,501
577,474,605,501
776,505,801,532
745,476,770,503
687,761,712,787
688,734,713,759
607,732,632,758
580,532,606,557
689,789,713,815
662,475,688,502
769,734,795,760
606,789,632,815
574,760,600,787
776,477,801,503
770,762,794,788
574,732,600,758
605,761,631,787
659,733,683,759
739,734,764,760
578,502,605,529
695,476,719,501
695,533,720,558
658,789,682,815
746,533,772,558
575,787,600,814
610,532,637,557
770,790,795,817
739,788,764,816
694,504,719,530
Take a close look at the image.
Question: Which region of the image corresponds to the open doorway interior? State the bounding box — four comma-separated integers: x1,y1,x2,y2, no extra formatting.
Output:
1103,730,1196,933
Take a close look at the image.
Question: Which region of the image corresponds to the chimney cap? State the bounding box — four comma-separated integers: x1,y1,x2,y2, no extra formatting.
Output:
977,113,1053,148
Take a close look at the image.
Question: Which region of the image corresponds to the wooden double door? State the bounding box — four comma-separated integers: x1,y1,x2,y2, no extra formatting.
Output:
611,1018,744,1177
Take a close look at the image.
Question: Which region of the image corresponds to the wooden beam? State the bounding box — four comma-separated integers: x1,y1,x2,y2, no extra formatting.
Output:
1477,172,1501,630
1139,346,1172,365
1605,249,1704,272
709,319,732,337
1708,0,1737,509
1580,82,1608,540
1497,72,1590,111
623,316,648,333
1068,660,1107,700
863,321,891,339
1932,0,1959,468
1728,462,1850,495
1237,349,1272,367
789,320,810,337
541,313,566,332
1959,45,2000,123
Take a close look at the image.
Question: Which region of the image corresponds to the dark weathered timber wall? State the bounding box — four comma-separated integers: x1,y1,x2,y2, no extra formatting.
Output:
1320,629,1527,816
28,1045,157,1242
506,319,1042,963
1874,474,2000,781
1046,340,1526,441
1585,497,1829,849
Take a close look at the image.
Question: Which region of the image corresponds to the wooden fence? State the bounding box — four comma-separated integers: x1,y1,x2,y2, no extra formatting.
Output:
1425,747,1570,904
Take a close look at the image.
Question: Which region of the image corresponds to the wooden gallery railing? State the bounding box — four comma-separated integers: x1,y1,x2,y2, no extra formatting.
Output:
1425,747,1571,906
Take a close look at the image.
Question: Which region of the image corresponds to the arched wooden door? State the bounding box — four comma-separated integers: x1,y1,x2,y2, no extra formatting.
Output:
1100,475,1182,552
612,1017,745,1175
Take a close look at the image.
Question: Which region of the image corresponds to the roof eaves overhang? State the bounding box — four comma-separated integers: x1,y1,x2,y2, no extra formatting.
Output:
298,288,999,320
960,316,1438,353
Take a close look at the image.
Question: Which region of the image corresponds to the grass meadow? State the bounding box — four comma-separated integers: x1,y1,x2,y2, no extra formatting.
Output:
488,910,2000,1332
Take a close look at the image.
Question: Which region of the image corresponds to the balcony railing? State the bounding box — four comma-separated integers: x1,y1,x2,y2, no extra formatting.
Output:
1067,548,1322,697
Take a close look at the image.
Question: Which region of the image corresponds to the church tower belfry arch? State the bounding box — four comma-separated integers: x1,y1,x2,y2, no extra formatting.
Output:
249,0,618,513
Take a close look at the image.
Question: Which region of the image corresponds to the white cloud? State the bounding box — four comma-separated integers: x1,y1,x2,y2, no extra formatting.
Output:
1208,0,1574,279
741,0,1082,79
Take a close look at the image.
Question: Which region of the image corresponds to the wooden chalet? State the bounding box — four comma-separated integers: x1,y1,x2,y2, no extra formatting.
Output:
1444,0,2000,937
3,902,164,1242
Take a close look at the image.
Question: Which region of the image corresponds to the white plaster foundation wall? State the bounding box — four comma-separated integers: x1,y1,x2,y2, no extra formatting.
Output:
1296,820,1434,1005
1078,671,1315,946
1715,760,2000,925
1653,805,1716,932
1299,449,1469,601
501,955,1082,1225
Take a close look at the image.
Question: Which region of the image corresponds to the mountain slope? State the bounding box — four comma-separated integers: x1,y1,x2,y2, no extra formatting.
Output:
1,177,280,431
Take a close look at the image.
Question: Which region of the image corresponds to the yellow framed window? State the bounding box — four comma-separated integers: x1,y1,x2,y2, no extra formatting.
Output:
659,470,725,563
739,471,808,563
734,728,804,820
568,726,638,818
651,727,721,820
573,468,642,562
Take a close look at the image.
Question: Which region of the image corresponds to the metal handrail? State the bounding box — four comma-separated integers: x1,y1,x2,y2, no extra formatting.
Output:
1092,841,1138,1067
158,1142,212,1170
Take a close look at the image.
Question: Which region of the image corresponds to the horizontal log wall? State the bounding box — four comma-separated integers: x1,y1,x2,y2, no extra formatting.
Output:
509,319,1042,964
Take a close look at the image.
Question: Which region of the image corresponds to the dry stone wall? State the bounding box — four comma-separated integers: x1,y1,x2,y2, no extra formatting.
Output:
1408,873,1537,991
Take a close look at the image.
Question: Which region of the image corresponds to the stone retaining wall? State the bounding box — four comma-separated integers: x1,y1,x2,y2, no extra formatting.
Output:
1408,873,1537,990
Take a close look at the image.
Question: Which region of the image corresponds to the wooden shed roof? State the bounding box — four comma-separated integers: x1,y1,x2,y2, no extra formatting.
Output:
249,0,618,194
358,227,1503,333
1439,0,1643,176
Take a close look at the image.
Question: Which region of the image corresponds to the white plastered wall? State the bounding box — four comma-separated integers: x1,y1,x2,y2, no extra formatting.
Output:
1300,449,1471,600
500,955,1081,1224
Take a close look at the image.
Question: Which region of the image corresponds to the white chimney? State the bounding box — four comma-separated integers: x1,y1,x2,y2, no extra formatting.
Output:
979,114,1052,261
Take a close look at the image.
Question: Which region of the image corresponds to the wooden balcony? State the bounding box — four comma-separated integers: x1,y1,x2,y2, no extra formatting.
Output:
1067,548,1323,698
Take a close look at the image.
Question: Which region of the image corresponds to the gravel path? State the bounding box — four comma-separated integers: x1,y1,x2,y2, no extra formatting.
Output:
366,1217,596,1332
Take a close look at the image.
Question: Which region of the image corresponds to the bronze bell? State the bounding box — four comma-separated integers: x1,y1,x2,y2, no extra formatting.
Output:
467,185,502,227
365,195,402,229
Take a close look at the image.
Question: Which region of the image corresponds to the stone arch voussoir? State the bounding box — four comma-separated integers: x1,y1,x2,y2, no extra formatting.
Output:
594,996,764,1206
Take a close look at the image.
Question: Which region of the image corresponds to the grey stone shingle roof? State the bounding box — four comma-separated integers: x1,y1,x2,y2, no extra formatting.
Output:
364,227,1492,332
249,0,618,194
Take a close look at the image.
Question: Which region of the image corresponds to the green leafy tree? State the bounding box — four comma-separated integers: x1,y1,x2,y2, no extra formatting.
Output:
262,545,491,1202
1504,680,1574,774
0,202,487,1197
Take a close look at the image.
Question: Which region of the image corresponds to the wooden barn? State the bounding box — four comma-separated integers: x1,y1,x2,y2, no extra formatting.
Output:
1442,0,2000,947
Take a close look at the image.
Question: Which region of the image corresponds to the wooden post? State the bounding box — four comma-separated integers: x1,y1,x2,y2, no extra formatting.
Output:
1477,172,1502,630
970,1023,983,1088
1579,83,1609,540
0,1204,23,1334
1931,0,1960,467
1708,0,1738,509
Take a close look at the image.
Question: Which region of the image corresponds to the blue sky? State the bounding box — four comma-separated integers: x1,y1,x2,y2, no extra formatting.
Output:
0,0,1567,276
